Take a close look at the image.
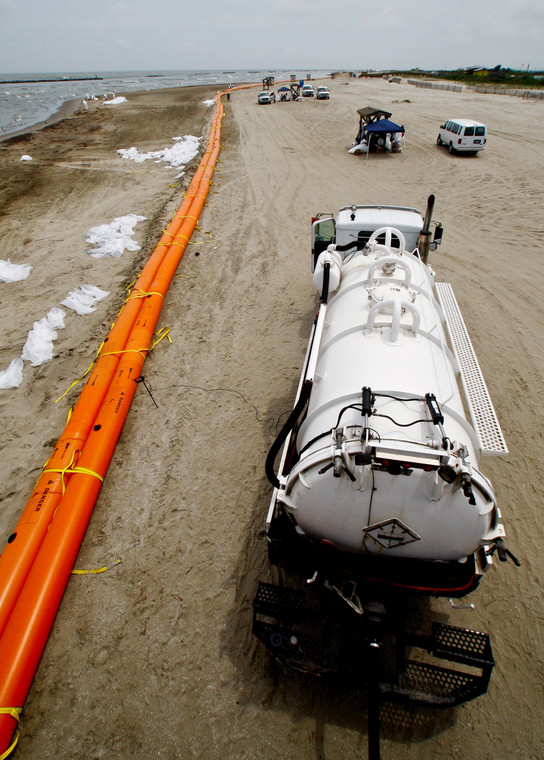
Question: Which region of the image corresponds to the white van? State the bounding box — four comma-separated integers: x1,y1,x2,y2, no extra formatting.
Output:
437,119,487,154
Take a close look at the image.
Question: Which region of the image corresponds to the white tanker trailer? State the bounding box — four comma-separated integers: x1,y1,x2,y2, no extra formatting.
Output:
253,196,519,759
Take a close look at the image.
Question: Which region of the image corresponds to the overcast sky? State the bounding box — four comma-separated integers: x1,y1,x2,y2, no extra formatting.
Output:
1,0,543,74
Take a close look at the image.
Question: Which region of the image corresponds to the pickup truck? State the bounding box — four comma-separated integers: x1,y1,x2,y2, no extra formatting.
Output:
258,90,275,104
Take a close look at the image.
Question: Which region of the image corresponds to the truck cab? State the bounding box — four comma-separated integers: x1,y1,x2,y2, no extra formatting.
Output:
311,204,443,271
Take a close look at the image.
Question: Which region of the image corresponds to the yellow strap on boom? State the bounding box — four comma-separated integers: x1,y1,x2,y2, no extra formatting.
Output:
0,708,22,760
72,558,122,575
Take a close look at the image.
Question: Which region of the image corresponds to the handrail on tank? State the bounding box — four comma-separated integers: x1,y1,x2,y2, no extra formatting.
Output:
365,298,420,341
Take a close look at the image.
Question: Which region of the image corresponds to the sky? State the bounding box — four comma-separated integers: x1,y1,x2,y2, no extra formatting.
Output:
0,0,543,73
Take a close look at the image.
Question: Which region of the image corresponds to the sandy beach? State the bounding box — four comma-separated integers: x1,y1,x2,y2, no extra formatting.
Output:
1,75,544,759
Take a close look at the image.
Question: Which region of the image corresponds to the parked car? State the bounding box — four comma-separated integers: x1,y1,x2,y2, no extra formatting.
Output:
301,85,315,97
258,90,275,104
316,86,330,100
437,119,487,154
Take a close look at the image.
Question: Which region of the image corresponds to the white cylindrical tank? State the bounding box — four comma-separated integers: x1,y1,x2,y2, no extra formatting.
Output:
312,247,343,295
279,239,503,562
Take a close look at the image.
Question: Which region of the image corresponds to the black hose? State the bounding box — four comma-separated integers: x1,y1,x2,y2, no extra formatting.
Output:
320,261,331,303
265,381,312,488
335,240,360,252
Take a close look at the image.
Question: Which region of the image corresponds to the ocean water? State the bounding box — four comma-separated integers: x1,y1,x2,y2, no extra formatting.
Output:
0,69,331,137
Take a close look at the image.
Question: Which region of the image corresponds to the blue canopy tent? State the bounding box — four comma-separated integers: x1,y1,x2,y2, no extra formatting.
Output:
362,118,404,134
358,118,405,156
278,84,298,100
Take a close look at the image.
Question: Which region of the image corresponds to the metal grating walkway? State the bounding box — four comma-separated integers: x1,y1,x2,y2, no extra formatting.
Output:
435,282,508,456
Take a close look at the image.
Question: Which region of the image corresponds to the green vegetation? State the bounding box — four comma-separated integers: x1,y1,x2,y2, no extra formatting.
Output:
391,66,544,89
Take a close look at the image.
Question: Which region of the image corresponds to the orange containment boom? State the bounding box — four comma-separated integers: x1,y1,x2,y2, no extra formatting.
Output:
0,92,225,756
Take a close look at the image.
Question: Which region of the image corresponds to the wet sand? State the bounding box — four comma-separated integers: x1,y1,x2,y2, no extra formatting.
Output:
1,76,544,759
0,96,83,143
